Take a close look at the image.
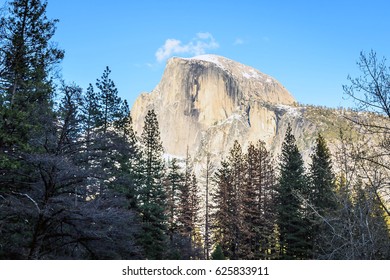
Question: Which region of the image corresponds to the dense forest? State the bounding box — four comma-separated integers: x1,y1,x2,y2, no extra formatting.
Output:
0,0,389,260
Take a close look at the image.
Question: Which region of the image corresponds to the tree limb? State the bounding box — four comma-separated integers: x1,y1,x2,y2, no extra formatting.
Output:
11,191,40,213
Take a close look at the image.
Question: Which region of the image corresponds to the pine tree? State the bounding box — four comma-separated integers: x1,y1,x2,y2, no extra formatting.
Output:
136,109,167,259
227,140,245,259
114,99,133,138
212,160,231,257
0,0,64,180
0,0,63,147
0,1,64,258
0,0,63,100
309,133,337,257
202,150,214,259
166,158,183,242
57,83,83,152
242,140,277,259
310,134,336,213
177,151,200,258
80,84,100,146
95,66,122,134
189,173,201,246
212,141,245,260
276,124,311,259
178,151,193,236
0,1,144,260
111,111,139,209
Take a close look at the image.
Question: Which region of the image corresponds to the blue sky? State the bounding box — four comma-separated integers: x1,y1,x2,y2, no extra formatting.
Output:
37,0,390,108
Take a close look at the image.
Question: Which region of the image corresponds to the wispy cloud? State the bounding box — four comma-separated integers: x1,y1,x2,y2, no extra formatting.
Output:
155,32,219,62
234,38,245,45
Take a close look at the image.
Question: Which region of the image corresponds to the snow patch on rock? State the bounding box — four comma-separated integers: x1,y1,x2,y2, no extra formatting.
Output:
184,54,226,70
276,104,301,117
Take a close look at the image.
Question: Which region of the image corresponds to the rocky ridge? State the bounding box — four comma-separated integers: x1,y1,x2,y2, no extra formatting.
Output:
131,55,296,160
131,55,344,173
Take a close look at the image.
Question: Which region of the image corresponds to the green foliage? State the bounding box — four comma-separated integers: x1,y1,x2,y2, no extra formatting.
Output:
308,133,337,258
212,160,231,255
136,109,168,259
0,0,64,172
178,152,196,238
276,124,311,259
166,158,184,240
309,134,337,213
80,84,101,136
242,140,277,259
211,244,225,260
212,141,245,260
212,140,277,260
95,66,123,134
0,1,143,259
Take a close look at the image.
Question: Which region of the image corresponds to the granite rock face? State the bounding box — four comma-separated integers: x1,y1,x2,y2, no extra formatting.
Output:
131,55,300,164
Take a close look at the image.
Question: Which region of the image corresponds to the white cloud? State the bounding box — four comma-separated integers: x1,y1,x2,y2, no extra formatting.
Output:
155,32,219,62
234,38,245,45
196,32,214,40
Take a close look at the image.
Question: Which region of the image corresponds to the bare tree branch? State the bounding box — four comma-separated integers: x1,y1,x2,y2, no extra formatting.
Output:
11,191,40,213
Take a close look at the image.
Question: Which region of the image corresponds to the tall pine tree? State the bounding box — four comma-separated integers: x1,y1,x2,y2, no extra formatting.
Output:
136,109,167,259
0,0,64,180
212,141,245,260
95,66,122,134
310,133,336,214
165,158,183,243
227,141,245,259
177,151,201,258
0,0,63,142
309,133,337,257
212,160,231,257
276,124,311,259
241,140,277,259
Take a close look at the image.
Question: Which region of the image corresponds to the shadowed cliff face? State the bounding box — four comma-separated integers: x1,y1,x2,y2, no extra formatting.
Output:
131,55,297,160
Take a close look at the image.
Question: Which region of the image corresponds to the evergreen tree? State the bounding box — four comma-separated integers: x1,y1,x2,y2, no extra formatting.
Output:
80,84,100,149
177,151,200,258
136,109,167,259
95,66,122,134
0,1,144,260
178,151,193,236
203,150,213,259
114,99,133,138
57,83,83,152
309,133,337,257
0,0,63,188
276,124,311,259
189,173,201,246
0,0,63,148
212,141,244,260
241,140,277,259
165,158,183,242
310,134,336,213
110,111,140,209
212,160,231,257
0,0,63,258
227,140,245,259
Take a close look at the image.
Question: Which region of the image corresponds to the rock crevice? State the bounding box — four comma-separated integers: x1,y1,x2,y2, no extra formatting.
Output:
131,55,296,160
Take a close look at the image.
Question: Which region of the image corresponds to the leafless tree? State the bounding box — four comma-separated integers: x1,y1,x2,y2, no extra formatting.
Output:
301,128,390,259
343,50,390,217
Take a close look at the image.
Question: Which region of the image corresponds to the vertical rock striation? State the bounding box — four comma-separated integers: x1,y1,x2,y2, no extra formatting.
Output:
131,54,297,162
